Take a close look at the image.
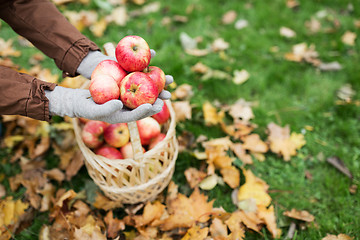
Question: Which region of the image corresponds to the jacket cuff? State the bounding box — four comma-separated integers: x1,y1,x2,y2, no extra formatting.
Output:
61,38,100,78
27,78,57,122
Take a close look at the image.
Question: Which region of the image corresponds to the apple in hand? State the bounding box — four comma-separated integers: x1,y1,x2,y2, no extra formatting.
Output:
119,72,158,109
89,75,120,104
120,142,145,159
152,102,170,125
104,123,130,148
82,120,108,149
115,35,151,72
148,133,166,150
95,145,123,159
143,66,166,93
137,117,161,145
91,59,127,87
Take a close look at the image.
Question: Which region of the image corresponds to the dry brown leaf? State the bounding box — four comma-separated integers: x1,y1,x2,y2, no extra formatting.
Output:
191,62,209,74
65,150,85,181
171,101,192,122
203,101,225,126
73,215,107,240
341,31,356,46
224,212,246,239
181,225,209,240
93,192,123,211
131,201,166,227
104,211,125,239
220,166,240,189
322,234,354,240
241,134,268,154
184,168,207,189
232,210,263,233
231,143,253,165
267,123,306,161
228,99,254,123
0,184,5,199
0,38,21,57
44,168,65,183
237,168,271,207
160,188,214,231
305,18,322,34
172,83,193,100
210,217,228,238
283,208,315,222
211,38,229,52
284,42,320,66
222,10,237,24
233,69,250,85
280,26,296,38
257,205,282,239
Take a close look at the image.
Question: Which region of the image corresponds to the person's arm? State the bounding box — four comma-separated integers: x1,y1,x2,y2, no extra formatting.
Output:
0,66,56,121
0,0,100,77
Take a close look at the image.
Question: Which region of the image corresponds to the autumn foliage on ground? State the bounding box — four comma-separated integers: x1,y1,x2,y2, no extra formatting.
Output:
0,0,359,239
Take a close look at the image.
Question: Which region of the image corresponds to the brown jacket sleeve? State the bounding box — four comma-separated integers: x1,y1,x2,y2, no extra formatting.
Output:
0,66,57,121
0,0,100,121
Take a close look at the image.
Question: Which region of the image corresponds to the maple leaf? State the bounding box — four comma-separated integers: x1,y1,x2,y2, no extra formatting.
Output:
267,122,306,161
93,192,123,211
223,211,246,239
160,188,214,231
209,217,228,238
181,225,209,240
231,143,253,165
237,168,271,207
241,133,268,154
131,201,166,228
73,215,107,240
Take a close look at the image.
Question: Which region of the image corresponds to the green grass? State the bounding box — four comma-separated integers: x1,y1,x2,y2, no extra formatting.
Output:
1,0,360,239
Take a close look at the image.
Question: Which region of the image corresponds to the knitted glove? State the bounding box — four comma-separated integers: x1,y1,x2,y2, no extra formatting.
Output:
44,86,164,123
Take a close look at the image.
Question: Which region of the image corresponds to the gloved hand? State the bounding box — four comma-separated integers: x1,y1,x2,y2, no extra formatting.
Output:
45,86,165,123
76,50,173,100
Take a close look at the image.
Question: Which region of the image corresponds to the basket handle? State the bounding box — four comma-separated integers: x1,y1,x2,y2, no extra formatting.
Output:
103,42,145,181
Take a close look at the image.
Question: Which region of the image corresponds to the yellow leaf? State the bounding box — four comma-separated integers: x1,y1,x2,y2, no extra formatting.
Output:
241,134,268,153
233,69,250,85
182,226,209,240
237,169,271,207
203,101,225,126
290,132,306,150
0,196,29,226
341,31,356,46
283,208,315,222
4,135,25,148
220,166,240,189
322,234,354,240
257,205,282,239
90,18,107,37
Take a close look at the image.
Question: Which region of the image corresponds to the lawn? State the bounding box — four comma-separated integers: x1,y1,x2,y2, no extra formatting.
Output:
0,0,359,239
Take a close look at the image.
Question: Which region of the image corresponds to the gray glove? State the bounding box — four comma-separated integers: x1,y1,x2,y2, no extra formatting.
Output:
45,86,164,123
76,50,173,100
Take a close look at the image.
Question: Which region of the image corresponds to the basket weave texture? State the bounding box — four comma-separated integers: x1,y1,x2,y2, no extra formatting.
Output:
73,98,178,204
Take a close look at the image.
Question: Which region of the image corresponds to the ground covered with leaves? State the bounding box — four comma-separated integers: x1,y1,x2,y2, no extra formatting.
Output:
0,0,360,239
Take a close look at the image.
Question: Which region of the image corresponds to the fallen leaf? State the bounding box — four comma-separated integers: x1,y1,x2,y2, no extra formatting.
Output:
326,156,353,179
222,10,237,24
90,18,107,37
191,62,209,74
210,217,228,238
211,38,229,52
235,19,249,30
93,192,123,211
305,18,322,34
182,225,209,240
0,38,21,57
199,174,219,190
337,84,355,102
257,205,282,239
131,201,166,227
286,0,299,8
228,99,254,123
220,166,240,189
184,168,207,189
280,26,296,38
322,234,354,240
172,101,192,122
203,101,225,126
237,168,271,207
105,6,128,26
318,61,342,71
341,31,356,46
284,42,320,66
233,69,250,85
283,208,315,222
241,134,268,154
172,84,193,100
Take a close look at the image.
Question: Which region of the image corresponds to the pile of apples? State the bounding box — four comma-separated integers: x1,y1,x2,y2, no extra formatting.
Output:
81,103,170,159
89,35,166,109
81,35,171,159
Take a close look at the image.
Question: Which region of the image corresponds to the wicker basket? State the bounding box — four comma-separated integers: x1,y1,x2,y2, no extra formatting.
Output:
72,43,178,204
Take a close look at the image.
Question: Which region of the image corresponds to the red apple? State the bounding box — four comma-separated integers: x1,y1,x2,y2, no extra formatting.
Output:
120,142,145,159
104,123,130,148
91,59,127,87
115,35,151,72
151,102,170,124
81,120,108,149
89,74,120,104
137,117,161,145
95,145,123,159
143,66,166,93
119,72,158,109
148,133,166,150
